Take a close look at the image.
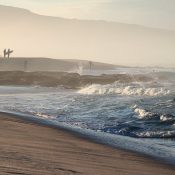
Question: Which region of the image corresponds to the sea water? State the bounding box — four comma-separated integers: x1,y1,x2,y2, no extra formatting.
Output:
0,67,175,164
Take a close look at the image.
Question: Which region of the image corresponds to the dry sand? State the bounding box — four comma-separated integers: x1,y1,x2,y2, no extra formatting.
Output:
0,113,174,175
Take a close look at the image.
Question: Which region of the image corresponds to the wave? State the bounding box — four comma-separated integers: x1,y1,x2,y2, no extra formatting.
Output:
134,108,156,119
134,130,175,138
160,114,175,122
35,113,55,119
3,110,175,165
78,82,170,96
133,106,175,121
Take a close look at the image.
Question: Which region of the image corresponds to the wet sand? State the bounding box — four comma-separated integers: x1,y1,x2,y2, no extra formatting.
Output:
0,113,174,175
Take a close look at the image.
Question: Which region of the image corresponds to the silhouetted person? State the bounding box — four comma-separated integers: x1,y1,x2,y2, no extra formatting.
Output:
3,49,7,58
89,61,93,70
7,49,13,58
3,49,13,58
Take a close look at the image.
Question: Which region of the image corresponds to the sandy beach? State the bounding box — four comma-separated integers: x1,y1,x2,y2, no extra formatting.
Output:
0,112,174,175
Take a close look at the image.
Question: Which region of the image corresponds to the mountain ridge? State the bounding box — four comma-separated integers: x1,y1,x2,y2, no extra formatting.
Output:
0,5,175,67
1,4,175,32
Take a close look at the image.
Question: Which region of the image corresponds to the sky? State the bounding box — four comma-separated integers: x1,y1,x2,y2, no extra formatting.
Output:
0,0,175,30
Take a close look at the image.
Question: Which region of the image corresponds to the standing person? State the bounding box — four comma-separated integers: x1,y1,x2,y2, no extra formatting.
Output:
7,49,13,58
3,49,7,58
7,49,10,58
89,61,93,71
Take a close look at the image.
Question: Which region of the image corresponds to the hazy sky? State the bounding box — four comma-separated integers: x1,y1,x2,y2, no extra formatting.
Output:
0,0,175,30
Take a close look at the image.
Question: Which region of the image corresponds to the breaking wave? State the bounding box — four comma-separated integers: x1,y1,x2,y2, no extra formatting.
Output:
78,82,170,96
135,130,175,138
133,105,175,121
134,107,156,119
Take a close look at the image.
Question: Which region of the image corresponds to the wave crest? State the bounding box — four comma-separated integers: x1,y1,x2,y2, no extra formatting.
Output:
78,83,170,96
135,130,175,138
134,108,155,119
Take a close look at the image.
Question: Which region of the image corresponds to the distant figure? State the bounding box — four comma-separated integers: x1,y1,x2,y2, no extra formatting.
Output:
3,49,7,58
3,48,13,58
89,61,93,70
24,60,28,71
7,49,13,58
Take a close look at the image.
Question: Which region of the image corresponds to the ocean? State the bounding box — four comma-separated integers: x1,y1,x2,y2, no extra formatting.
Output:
0,67,175,164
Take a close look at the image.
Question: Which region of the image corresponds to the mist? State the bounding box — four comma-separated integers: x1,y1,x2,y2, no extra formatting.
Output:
0,5,175,67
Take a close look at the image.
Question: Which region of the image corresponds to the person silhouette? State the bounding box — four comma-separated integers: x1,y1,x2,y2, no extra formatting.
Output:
89,61,93,70
7,49,13,58
3,49,7,58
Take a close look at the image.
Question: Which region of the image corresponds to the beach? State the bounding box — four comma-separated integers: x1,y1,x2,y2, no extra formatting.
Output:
0,112,174,175
0,3,175,175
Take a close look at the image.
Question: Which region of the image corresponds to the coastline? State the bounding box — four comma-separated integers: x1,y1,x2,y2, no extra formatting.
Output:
0,112,175,175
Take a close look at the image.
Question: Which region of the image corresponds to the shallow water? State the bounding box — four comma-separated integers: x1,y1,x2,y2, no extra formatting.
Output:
0,68,175,164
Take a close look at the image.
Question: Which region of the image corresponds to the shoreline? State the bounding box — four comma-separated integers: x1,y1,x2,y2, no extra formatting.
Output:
1,111,175,166
0,112,175,174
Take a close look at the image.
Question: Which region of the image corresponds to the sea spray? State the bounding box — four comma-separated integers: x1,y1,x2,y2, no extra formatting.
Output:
78,82,170,96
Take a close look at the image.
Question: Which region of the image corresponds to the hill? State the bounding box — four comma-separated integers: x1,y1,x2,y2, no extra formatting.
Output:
0,5,175,67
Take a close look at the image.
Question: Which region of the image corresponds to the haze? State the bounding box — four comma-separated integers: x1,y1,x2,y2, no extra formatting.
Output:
1,0,175,30
0,4,175,67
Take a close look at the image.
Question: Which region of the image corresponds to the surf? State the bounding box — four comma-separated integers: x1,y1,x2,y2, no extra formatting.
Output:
78,82,170,96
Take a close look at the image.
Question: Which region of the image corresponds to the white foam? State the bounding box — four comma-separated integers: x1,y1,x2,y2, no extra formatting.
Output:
134,108,153,119
78,83,170,96
2,110,175,165
136,130,175,138
35,113,55,119
160,115,173,122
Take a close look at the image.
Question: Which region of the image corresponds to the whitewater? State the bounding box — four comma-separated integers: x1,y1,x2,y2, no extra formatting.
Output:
78,82,170,96
0,68,174,164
